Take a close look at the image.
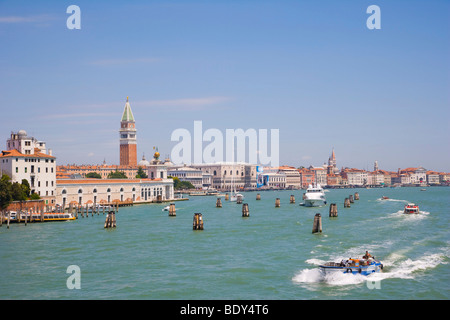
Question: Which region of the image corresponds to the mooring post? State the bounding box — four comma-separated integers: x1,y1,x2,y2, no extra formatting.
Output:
312,213,322,233
236,194,243,204
344,198,351,208
349,194,354,203
169,203,176,216
225,193,229,201
216,197,222,208
256,193,261,200
329,203,338,217
242,203,249,217
354,192,360,200
275,198,281,207
290,195,295,204
7,212,10,229
193,213,204,230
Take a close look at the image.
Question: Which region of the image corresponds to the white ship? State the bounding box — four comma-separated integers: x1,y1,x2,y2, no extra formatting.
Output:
303,184,326,207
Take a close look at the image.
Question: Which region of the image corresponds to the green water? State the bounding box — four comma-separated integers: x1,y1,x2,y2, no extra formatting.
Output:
1,187,449,300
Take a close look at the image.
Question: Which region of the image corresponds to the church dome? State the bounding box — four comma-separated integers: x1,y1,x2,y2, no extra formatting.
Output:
18,129,27,137
138,154,150,167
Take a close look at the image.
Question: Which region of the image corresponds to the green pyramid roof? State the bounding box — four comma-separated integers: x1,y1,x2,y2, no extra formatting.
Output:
121,97,135,122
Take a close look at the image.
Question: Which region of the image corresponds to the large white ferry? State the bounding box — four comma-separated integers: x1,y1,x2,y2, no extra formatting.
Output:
303,184,327,207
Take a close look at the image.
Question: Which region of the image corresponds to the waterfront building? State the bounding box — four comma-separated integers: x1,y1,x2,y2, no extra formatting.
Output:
168,166,204,189
188,163,257,190
341,168,368,186
326,173,342,187
426,171,440,185
0,130,56,204
57,162,139,179
298,168,315,189
119,97,137,166
367,170,385,186
277,166,301,189
263,172,286,189
400,167,427,185
309,166,327,187
56,177,174,207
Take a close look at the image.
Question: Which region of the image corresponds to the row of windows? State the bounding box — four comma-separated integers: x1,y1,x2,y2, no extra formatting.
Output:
62,187,137,194
16,167,54,173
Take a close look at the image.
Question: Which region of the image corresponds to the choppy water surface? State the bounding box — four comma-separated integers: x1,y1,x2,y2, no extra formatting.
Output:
1,187,449,299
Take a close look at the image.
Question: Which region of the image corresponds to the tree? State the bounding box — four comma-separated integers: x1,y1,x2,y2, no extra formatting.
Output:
136,167,148,179
21,179,31,197
168,176,195,190
0,175,13,211
107,170,127,179
11,182,27,201
86,172,102,179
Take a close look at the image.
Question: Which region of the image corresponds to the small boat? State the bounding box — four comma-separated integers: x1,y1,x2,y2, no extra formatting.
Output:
404,203,419,214
303,184,326,207
162,205,170,211
319,257,383,275
420,189,426,191
381,196,389,200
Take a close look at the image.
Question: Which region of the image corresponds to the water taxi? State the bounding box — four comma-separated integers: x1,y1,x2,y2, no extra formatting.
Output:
404,203,419,214
303,184,326,207
319,257,383,275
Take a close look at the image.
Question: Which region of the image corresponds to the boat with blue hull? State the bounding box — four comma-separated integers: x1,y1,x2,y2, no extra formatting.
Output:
319,258,383,275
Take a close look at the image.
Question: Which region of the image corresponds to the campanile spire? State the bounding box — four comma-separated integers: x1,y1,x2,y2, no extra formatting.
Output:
119,96,137,166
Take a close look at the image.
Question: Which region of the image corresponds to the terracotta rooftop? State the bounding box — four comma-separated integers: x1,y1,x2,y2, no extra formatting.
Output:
0,149,55,159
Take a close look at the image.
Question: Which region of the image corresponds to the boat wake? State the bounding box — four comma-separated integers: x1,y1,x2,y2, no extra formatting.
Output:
292,250,449,287
377,198,409,203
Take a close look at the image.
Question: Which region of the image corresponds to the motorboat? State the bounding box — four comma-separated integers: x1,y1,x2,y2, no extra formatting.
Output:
381,196,389,200
319,257,383,275
162,205,170,211
404,203,419,214
303,184,326,207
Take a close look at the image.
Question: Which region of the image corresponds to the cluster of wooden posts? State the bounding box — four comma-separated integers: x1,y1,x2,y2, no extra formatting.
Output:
312,192,360,234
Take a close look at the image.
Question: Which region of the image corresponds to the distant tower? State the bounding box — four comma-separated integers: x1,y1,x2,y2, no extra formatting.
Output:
119,96,137,166
374,160,379,172
327,148,337,174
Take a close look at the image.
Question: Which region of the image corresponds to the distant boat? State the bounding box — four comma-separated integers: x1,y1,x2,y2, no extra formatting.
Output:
381,196,389,200
162,205,170,211
319,257,383,275
420,189,426,191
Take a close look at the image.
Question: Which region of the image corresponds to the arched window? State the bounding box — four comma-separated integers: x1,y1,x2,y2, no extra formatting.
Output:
213,170,217,176
120,188,124,192
107,188,111,193
78,189,82,194
62,189,67,194
236,170,239,175
224,170,227,175
93,188,97,193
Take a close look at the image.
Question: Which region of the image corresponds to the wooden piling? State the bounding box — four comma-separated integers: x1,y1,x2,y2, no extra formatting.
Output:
242,203,249,217
349,194,354,203
7,212,10,229
216,197,222,208
275,198,281,207
290,195,295,204
312,213,322,233
225,193,229,201
169,203,176,216
104,211,116,228
236,194,243,204
193,213,204,230
329,203,338,217
354,192,360,200
256,193,261,200
344,198,351,208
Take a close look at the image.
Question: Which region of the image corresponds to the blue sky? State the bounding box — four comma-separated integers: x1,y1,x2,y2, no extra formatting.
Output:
0,0,449,171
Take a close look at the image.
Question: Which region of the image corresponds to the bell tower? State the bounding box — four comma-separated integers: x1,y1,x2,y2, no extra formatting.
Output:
119,96,137,166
